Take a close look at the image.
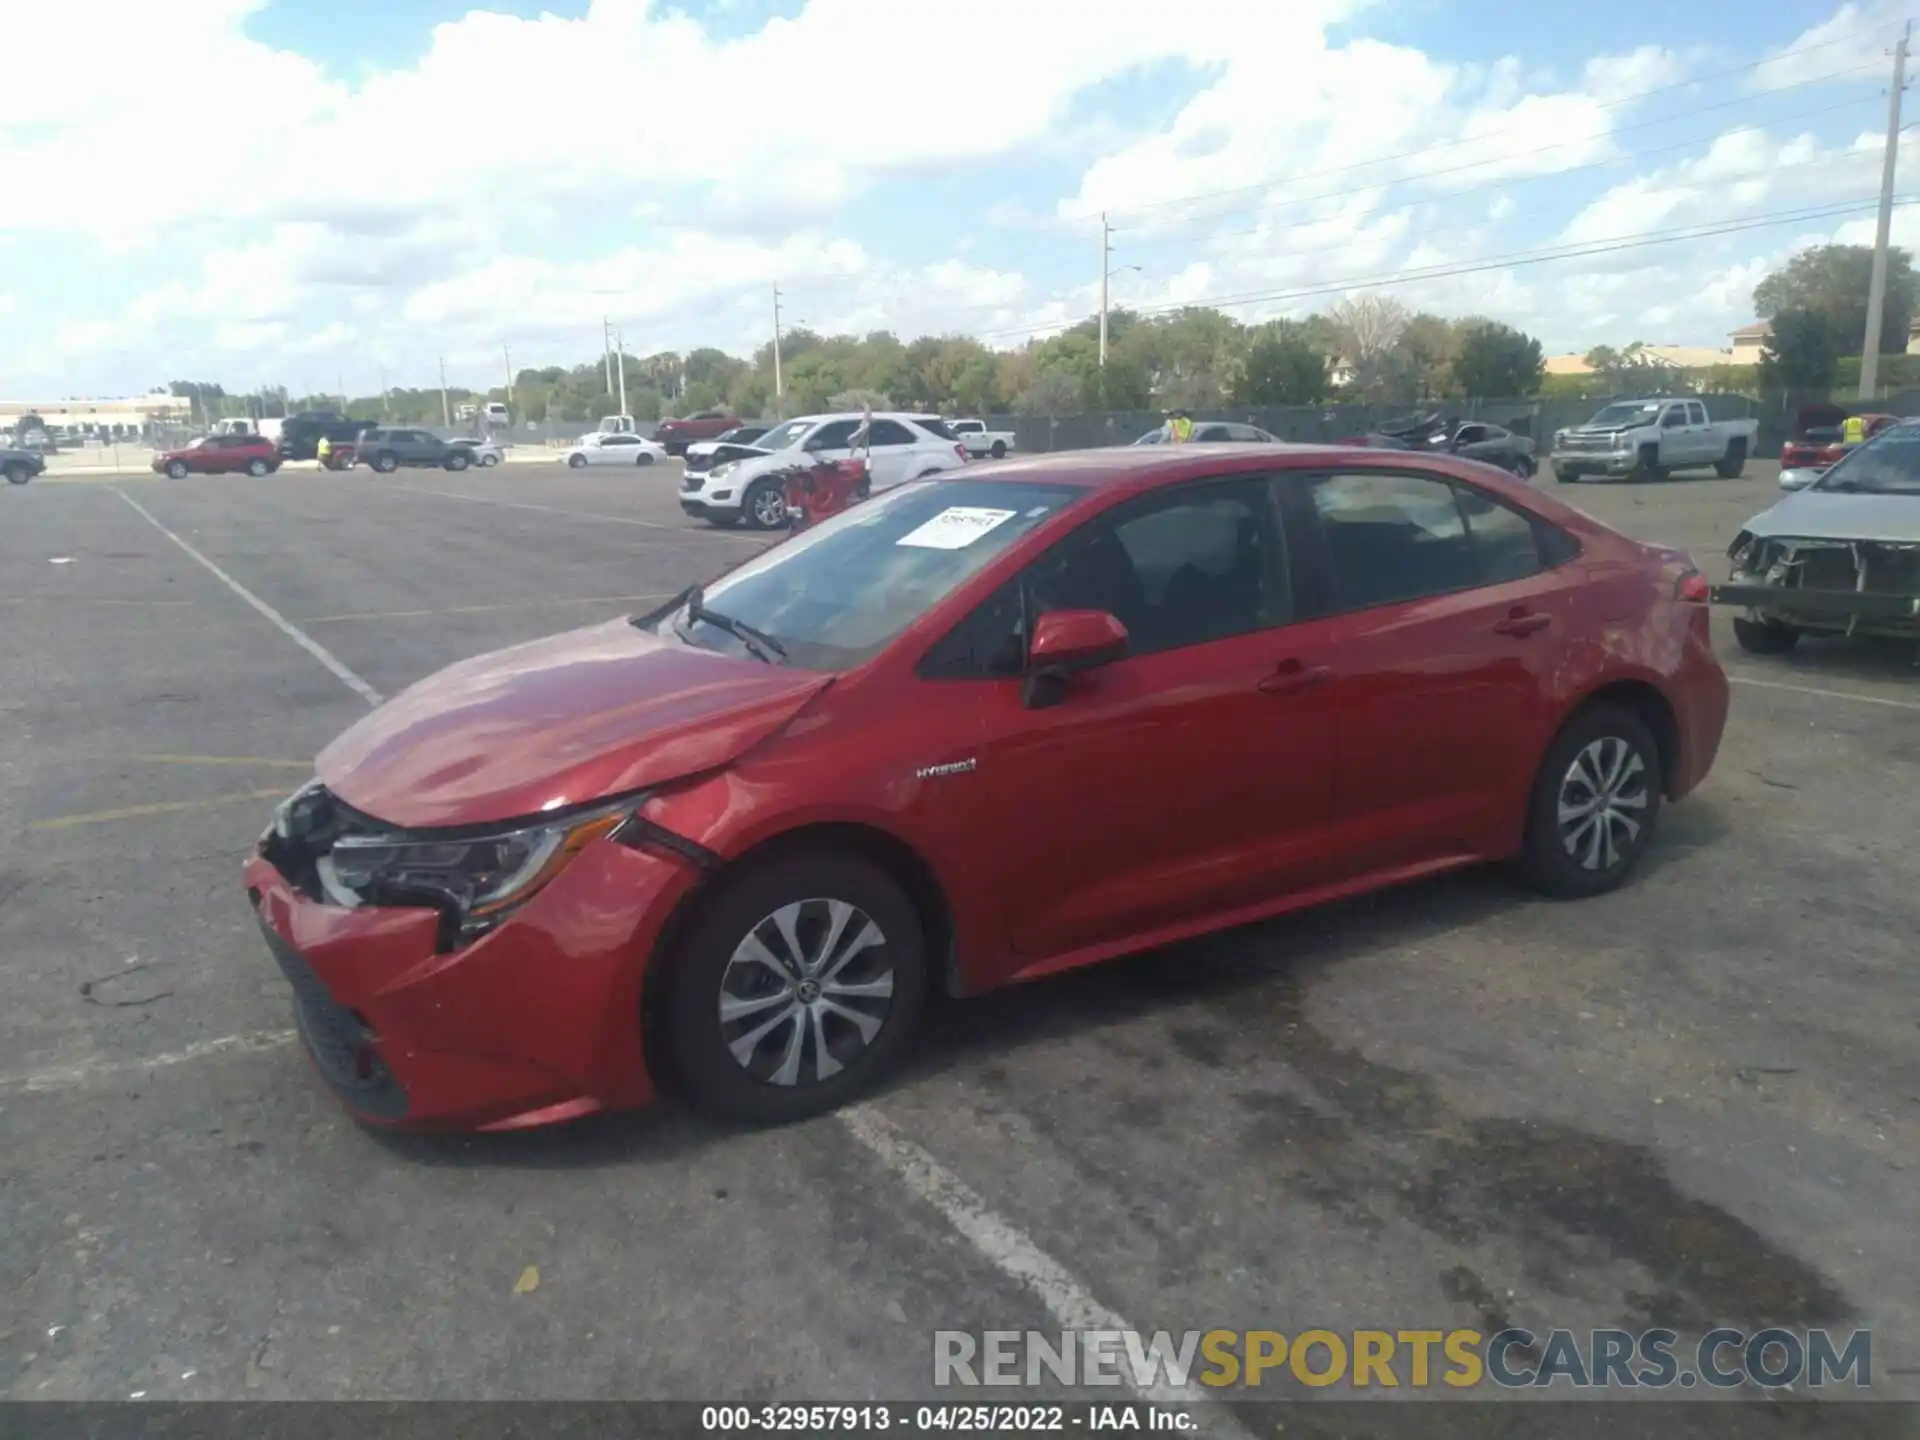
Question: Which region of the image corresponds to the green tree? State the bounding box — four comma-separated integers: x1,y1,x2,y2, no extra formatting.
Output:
1450,321,1545,397
1754,244,1916,356
1232,322,1328,405
1014,369,1084,416
1758,307,1840,390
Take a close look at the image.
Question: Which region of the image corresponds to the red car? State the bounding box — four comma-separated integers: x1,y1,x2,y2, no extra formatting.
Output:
653,410,741,456
244,446,1729,1130
152,433,282,478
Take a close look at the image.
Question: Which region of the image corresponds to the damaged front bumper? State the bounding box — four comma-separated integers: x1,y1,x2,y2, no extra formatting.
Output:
1713,534,1920,638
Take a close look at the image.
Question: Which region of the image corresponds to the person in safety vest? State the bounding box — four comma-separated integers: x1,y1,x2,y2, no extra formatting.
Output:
1841,413,1866,446
1167,409,1195,443
316,434,333,467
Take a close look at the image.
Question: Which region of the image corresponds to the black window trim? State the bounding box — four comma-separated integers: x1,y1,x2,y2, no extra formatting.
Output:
1276,465,1582,620
915,469,1305,681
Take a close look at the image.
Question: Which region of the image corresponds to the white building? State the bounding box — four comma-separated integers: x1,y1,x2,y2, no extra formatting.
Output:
1,394,193,439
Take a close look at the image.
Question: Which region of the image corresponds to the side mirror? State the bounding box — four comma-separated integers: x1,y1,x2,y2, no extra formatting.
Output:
1022,609,1127,709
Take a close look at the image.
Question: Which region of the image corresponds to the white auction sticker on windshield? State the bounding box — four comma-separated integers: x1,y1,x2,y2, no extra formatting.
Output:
896,506,1019,550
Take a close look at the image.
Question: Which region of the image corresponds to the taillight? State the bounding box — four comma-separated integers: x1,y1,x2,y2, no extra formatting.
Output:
955,444,969,462
1676,569,1710,603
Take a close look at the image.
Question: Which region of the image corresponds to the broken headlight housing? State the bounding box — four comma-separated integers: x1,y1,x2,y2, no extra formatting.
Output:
316,796,640,944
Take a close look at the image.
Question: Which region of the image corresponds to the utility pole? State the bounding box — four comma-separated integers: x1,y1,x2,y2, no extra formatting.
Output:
603,317,614,398
1098,213,1112,369
379,364,391,419
503,345,514,417
438,354,451,427
615,328,628,416
772,283,785,407
1861,19,1911,400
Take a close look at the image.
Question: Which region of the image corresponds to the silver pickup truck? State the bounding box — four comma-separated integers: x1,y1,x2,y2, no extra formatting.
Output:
1552,398,1758,484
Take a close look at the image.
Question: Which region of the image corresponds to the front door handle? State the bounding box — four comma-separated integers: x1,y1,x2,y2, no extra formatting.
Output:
1258,660,1332,696
1492,610,1551,637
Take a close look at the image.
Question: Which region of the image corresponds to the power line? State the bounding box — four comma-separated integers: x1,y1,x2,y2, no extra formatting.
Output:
976,194,1918,341
1105,59,1885,238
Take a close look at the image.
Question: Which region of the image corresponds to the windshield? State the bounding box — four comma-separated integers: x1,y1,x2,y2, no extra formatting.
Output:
1585,402,1662,428
752,419,813,453
1813,424,1920,494
651,479,1085,670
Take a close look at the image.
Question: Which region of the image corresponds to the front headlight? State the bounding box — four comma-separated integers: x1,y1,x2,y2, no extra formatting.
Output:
315,796,639,942
708,460,737,480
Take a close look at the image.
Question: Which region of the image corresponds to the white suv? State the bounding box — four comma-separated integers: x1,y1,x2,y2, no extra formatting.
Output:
678,412,969,530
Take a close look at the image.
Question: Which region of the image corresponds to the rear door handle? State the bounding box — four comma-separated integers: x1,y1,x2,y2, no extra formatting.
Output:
1258,660,1332,696
1492,610,1551,637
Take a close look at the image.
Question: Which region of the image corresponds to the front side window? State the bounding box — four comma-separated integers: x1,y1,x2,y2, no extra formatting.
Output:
652,480,1084,671
753,419,814,452
806,420,862,451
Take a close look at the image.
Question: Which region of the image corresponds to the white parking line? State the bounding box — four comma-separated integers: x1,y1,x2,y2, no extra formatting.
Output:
0,1030,296,1094
839,1106,1245,1433
112,488,386,706
1729,674,1920,712
391,485,765,539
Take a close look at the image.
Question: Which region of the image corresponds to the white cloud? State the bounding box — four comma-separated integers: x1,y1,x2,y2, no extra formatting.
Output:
1752,1,1906,92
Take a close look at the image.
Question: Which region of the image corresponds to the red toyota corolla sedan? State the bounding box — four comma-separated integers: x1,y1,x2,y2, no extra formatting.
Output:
243,445,1729,1130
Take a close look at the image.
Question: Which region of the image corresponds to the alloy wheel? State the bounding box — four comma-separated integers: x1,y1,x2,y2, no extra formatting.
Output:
716,898,894,1087
750,484,786,528
1557,736,1650,871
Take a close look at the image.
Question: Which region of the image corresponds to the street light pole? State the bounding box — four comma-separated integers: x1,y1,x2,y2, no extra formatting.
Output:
1860,19,1911,400
615,328,628,417
1099,213,1111,369
438,355,451,427
772,283,785,407
503,344,514,417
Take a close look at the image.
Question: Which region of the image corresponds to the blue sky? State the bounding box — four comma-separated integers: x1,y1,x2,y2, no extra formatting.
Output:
0,0,1909,398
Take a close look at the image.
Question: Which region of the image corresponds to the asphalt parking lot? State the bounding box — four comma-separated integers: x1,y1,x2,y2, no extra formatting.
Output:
2,455,1917,1421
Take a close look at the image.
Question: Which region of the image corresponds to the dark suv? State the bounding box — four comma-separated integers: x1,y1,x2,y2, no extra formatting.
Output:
353,428,471,473
278,412,372,461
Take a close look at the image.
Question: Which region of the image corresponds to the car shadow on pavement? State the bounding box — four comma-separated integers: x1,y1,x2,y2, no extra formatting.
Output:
1733,634,1919,685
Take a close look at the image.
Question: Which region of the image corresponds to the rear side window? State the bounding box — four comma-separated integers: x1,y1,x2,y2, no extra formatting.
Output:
1306,472,1477,610
1687,403,1707,426
866,419,917,446
1454,485,1543,584
916,418,959,440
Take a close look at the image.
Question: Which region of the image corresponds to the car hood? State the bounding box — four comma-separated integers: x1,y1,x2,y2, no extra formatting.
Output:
1742,489,1920,543
316,617,834,829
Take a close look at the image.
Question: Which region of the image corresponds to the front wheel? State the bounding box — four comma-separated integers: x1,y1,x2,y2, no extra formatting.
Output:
480,453,501,467
1733,615,1800,655
4,462,31,485
166,460,189,479
1632,444,1665,484
1511,454,1536,479
568,453,588,469
664,852,929,1123
445,452,470,471
744,479,787,530
1517,704,1664,899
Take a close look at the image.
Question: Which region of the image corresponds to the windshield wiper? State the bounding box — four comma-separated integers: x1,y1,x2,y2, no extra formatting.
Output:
676,585,789,664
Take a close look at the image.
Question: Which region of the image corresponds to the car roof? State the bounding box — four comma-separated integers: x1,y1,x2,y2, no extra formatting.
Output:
954,442,1522,495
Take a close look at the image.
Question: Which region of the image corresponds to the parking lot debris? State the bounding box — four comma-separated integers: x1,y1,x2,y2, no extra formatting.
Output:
513,1265,541,1294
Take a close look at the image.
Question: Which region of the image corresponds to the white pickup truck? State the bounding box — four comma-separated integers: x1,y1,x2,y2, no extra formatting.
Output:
949,417,1016,459
1551,397,1758,484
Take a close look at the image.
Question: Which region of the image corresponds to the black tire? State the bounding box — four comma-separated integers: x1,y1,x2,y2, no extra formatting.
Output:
1733,615,1800,655
1632,444,1665,484
1715,439,1748,479
480,453,501,467
568,453,588,469
635,451,655,466
854,475,871,500
1554,467,1578,484
989,440,1007,459
166,460,189,479
1517,703,1664,899
4,462,31,485
663,851,929,1123
744,479,786,530
373,453,399,474
445,452,470,472
1512,454,1536,479
246,458,269,476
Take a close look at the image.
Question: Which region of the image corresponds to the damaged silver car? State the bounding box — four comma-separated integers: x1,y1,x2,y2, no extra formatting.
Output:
1713,419,1920,655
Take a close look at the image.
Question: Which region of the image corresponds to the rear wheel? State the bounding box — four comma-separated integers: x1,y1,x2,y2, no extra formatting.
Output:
1715,438,1748,478
664,851,929,1123
989,440,1007,459
445,452,470,471
246,458,269,476
1511,454,1536,479
1518,704,1664,898
373,453,399,474
1733,615,1800,655
635,451,655,466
